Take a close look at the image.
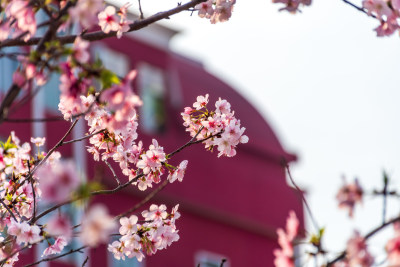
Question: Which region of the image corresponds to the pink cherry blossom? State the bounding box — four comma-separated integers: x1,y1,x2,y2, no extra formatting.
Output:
72,37,90,64
195,0,214,18
193,94,209,110
42,236,67,257
336,177,363,218
36,160,80,203
168,160,188,183
142,204,168,222
30,137,46,147
98,6,120,34
273,211,299,267
386,224,400,265
80,204,116,247
119,215,138,235
346,231,374,267
46,214,72,241
68,0,104,29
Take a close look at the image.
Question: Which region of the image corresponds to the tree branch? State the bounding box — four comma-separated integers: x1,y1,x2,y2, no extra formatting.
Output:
285,163,320,232
23,246,87,267
341,0,376,18
327,215,400,266
115,178,169,220
0,0,206,48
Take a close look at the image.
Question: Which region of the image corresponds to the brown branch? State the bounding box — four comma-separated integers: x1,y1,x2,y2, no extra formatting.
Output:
167,126,217,158
32,172,144,224
31,119,79,173
341,0,376,18
0,198,17,221
0,0,206,48
104,160,121,185
0,1,73,123
115,178,169,220
327,215,400,266
3,116,65,123
62,129,106,145
285,163,320,232
23,246,87,267
33,127,212,223
138,0,144,19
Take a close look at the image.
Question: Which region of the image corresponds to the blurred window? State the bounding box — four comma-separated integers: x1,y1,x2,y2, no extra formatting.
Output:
138,63,166,134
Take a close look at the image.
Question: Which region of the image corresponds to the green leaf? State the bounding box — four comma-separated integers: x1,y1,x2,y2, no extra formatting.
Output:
100,69,120,89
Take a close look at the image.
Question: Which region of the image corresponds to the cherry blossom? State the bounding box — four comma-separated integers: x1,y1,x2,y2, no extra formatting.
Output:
42,236,68,257
80,204,116,247
98,6,120,34
30,137,46,147
68,0,104,29
346,231,374,267
7,220,41,245
273,211,299,267
46,214,72,241
336,177,363,218
109,205,180,262
182,95,248,157
36,160,80,203
168,160,188,183
386,223,400,265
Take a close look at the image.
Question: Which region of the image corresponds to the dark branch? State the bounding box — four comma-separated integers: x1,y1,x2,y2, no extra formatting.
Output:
0,0,206,48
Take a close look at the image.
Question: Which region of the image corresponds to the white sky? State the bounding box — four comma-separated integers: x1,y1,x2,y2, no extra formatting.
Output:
117,0,400,263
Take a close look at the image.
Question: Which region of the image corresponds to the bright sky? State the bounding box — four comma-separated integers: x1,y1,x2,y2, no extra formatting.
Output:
116,0,400,262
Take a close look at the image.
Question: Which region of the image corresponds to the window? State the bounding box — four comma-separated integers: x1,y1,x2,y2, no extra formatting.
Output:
138,63,166,134
195,251,230,267
42,72,61,112
91,44,130,78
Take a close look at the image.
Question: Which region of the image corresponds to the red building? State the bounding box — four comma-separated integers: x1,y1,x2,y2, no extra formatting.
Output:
0,16,303,267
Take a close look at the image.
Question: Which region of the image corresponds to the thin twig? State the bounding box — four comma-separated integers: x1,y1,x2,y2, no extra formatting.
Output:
0,198,17,221
167,127,217,158
82,256,89,267
341,0,376,18
0,0,207,48
62,129,106,145
3,116,65,123
138,0,144,19
115,178,169,220
285,163,320,232
327,215,400,266
31,119,79,174
105,160,121,185
27,161,36,219
23,246,87,267
32,172,144,224
383,171,389,224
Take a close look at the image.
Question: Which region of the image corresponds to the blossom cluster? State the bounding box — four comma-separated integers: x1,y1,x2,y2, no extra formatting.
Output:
273,211,299,267
272,0,312,13
0,0,132,44
362,0,400,36
0,133,36,221
0,0,36,42
0,132,73,262
336,177,363,218
342,231,374,267
195,0,236,23
181,94,248,157
98,4,133,38
108,204,180,262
